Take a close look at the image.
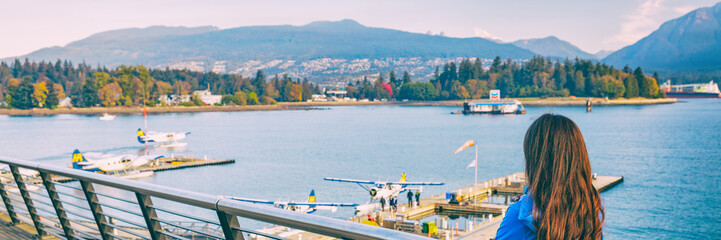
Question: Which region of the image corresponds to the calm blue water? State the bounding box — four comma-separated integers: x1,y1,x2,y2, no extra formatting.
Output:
0,99,719,239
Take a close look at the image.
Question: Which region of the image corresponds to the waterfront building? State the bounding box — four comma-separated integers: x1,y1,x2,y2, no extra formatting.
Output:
193,89,223,105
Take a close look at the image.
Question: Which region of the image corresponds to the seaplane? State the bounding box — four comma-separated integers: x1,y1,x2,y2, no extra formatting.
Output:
137,128,190,147
323,173,444,214
71,149,160,177
228,190,357,214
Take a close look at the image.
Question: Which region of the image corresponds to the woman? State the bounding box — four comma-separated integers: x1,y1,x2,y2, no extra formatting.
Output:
495,114,604,240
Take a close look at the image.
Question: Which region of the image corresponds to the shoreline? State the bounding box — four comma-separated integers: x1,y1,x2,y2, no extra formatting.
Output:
0,97,677,116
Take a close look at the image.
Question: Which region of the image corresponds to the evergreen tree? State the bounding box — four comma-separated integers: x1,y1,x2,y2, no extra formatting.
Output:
623,75,639,98
11,77,35,109
45,80,59,108
402,71,411,86
389,70,400,87
252,70,266,96
81,78,100,107
574,71,585,96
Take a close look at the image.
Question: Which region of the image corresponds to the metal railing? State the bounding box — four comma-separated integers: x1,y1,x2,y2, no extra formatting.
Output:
0,156,429,240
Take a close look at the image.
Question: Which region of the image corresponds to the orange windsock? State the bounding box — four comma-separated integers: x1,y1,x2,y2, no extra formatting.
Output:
454,140,475,154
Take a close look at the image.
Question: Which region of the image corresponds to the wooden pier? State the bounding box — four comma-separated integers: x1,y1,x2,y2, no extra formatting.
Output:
341,172,623,240
457,174,623,240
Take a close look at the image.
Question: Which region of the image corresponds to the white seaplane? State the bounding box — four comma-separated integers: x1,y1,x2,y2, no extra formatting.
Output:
137,128,190,148
228,190,357,214
71,149,160,177
323,173,444,214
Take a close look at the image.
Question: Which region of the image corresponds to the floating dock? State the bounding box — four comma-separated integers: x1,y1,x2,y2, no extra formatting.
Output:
44,156,235,183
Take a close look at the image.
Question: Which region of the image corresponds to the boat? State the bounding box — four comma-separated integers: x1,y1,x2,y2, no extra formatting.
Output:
463,99,526,114
661,81,721,98
99,113,116,121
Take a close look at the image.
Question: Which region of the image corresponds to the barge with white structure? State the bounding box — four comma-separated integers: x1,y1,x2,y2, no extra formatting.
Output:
462,99,526,114
462,90,526,114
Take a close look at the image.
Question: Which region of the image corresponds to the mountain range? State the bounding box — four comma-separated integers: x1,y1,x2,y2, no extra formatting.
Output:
510,36,597,60
7,20,536,81
6,2,721,81
603,2,721,73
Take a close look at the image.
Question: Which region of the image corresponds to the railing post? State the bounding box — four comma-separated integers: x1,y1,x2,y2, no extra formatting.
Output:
0,172,20,225
39,171,76,240
9,165,45,237
217,211,244,240
135,193,166,240
79,180,113,240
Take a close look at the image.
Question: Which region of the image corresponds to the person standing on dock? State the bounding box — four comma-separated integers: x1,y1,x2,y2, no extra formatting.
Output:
380,197,386,211
415,190,421,206
407,190,414,207
389,196,394,212
495,114,604,240
390,196,397,212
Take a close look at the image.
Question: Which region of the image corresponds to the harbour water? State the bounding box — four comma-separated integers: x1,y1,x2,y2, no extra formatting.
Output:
0,99,719,239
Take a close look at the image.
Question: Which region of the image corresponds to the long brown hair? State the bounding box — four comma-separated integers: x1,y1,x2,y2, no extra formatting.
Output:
524,113,604,240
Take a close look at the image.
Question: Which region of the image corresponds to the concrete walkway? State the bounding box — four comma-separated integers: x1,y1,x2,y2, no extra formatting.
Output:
0,213,37,240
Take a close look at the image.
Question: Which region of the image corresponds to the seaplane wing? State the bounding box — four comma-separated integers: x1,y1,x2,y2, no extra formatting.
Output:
227,197,277,205
384,181,445,186
323,177,378,185
286,202,358,207
227,190,355,213
323,178,444,186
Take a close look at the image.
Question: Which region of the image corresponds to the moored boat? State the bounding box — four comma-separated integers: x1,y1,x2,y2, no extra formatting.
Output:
661,81,720,98
99,113,116,121
463,99,526,114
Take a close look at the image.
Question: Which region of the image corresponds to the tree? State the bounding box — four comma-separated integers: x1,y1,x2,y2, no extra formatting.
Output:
11,77,35,109
634,67,649,97
247,92,259,105
82,78,100,107
252,70,266,96
623,75,639,98
45,80,59,108
389,70,400,88
402,71,411,86
99,82,123,106
574,71,585,96
33,81,48,107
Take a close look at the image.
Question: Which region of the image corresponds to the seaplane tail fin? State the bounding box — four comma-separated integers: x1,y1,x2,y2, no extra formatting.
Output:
308,190,316,203
71,149,88,169
137,128,146,143
400,173,407,183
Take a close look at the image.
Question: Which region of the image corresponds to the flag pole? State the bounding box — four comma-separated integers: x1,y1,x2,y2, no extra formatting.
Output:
144,107,148,154
474,143,478,185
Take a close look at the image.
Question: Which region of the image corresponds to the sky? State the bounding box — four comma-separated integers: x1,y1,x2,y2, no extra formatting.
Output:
0,0,718,58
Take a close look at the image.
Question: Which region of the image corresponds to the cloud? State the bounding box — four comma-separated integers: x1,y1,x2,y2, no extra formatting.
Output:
672,5,697,15
473,27,503,42
605,0,700,50
608,0,666,48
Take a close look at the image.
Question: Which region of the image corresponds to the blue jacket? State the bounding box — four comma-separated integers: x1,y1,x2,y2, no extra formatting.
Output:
495,189,536,240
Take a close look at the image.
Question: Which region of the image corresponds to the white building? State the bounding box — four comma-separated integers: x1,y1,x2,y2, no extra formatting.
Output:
58,97,72,107
159,95,192,105
193,89,222,105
